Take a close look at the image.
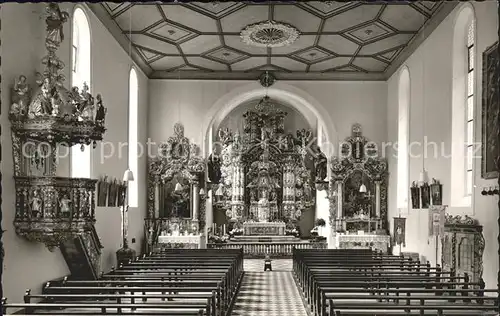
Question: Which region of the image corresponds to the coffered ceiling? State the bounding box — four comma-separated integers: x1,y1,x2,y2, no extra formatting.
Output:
88,1,458,81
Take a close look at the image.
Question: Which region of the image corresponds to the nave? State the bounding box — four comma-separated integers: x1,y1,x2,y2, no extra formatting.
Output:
2,248,499,316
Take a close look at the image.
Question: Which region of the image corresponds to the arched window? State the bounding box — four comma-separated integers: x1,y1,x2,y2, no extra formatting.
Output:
128,68,139,208
451,5,475,207
465,20,475,196
70,7,91,178
397,67,410,209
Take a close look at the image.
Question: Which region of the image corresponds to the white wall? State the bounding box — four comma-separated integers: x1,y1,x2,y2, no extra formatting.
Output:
386,1,498,288
1,3,149,304
148,80,388,153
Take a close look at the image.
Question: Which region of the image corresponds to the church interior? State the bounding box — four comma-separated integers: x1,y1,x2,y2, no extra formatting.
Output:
1,1,500,315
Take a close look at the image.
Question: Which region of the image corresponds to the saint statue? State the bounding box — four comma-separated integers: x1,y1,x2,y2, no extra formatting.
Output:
207,153,222,183
315,147,328,181
59,194,71,217
303,182,312,201
95,94,106,124
30,190,43,218
10,75,30,117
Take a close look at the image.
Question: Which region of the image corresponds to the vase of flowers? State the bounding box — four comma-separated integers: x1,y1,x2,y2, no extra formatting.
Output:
315,218,326,236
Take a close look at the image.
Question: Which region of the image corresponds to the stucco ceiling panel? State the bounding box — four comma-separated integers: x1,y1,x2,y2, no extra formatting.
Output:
204,47,248,64
359,33,414,55
273,5,322,33
115,5,163,32
231,57,267,71
271,35,316,55
161,5,218,33
220,5,269,33
322,5,382,32
149,56,185,71
318,35,359,55
129,34,179,55
300,2,358,17
271,57,307,72
103,3,127,15
380,5,427,32
136,46,161,62
187,2,245,18
187,57,228,71
352,57,387,72
224,35,268,55
180,35,221,55
96,1,454,79
309,57,352,72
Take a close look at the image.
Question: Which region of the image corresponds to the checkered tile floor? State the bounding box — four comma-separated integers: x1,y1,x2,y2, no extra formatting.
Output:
230,259,308,316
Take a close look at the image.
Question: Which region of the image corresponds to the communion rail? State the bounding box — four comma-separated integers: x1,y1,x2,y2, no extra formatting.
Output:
207,241,327,258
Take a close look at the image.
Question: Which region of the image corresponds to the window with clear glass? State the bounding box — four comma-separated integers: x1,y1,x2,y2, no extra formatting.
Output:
465,20,475,196
128,68,139,207
70,8,91,178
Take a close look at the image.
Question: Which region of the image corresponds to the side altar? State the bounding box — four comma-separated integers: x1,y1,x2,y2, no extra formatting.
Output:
329,124,390,253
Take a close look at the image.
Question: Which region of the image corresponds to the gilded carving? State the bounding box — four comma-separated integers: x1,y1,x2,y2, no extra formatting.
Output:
146,123,205,251
329,124,388,232
8,4,106,252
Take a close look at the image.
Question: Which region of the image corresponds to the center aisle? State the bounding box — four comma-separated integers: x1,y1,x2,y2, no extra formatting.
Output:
230,259,309,316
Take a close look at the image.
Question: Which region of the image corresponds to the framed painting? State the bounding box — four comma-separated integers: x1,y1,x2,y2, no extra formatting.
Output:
481,41,499,179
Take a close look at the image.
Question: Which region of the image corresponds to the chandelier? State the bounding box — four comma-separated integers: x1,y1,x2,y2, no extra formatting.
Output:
240,20,299,48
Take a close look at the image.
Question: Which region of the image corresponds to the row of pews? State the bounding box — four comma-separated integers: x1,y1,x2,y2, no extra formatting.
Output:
293,248,499,316
2,249,243,315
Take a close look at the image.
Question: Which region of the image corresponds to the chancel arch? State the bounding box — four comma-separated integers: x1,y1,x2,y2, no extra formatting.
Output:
201,81,337,158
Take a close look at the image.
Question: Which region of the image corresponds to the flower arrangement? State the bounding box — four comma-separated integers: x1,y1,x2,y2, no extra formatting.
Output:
229,227,243,237
315,218,326,227
208,234,229,244
285,228,299,238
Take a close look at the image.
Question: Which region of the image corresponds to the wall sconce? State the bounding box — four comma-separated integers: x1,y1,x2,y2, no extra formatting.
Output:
123,169,134,182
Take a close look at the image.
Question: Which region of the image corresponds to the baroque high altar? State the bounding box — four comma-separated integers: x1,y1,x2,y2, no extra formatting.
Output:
208,96,326,235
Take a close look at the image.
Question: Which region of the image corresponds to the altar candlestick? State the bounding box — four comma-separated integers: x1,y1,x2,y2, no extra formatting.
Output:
223,224,226,235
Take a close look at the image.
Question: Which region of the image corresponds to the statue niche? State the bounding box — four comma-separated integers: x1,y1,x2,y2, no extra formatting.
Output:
158,174,191,218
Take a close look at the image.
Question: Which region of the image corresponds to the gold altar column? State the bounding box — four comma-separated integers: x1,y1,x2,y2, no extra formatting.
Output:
154,183,160,218
231,163,244,219
336,181,342,219
375,181,381,218
192,182,199,221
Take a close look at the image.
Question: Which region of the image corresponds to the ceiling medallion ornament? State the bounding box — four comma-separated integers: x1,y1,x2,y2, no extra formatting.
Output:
240,20,299,48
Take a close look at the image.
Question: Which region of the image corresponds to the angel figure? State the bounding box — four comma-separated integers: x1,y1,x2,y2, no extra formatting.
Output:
79,82,94,113
10,75,31,117
45,3,69,50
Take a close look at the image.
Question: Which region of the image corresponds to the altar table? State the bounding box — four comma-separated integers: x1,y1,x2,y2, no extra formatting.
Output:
336,234,390,253
243,221,286,236
157,235,204,249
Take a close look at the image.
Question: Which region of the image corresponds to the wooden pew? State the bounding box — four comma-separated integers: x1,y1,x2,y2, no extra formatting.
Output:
2,249,243,316
292,248,499,316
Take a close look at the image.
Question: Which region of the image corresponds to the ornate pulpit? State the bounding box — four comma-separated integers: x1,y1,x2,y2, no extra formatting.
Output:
8,3,106,279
